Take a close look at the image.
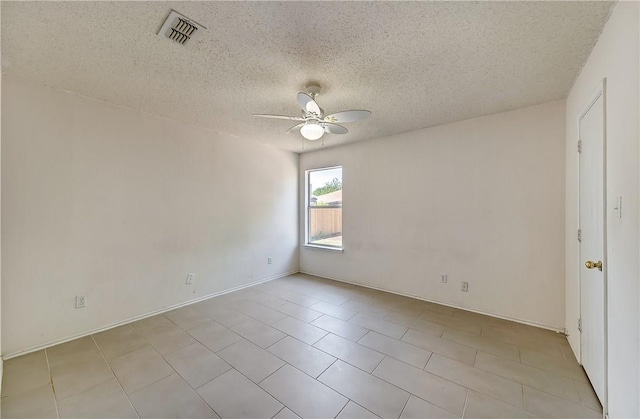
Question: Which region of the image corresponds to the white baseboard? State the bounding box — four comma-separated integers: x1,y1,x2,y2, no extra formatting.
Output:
299,270,564,332
4,270,297,360
566,330,581,363
6,268,564,360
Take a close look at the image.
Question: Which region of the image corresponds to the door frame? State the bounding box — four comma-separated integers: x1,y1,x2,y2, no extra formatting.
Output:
577,77,608,415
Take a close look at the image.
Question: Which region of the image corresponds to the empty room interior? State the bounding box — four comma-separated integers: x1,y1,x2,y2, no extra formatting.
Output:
1,1,639,419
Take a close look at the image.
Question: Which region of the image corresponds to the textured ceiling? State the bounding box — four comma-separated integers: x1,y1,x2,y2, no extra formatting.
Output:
1,1,613,153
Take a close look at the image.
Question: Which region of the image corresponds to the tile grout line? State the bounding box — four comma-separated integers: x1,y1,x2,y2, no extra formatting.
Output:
421,356,528,413
439,334,522,363
518,346,523,365
397,390,412,419
351,401,381,419
517,344,522,363
16,277,593,419
172,297,255,354
90,335,141,419
399,326,410,341
254,358,351,417
272,299,324,317
524,383,603,415
300,376,359,418
371,354,388,375
365,327,457,361
250,362,313,417
461,389,470,418
521,382,526,412
480,326,570,354
271,406,287,419
311,340,376,372
456,349,597,415
407,393,463,418
126,320,222,417
316,358,339,380
231,322,289,350
474,347,594,401
368,356,462,418
573,377,600,410
193,303,340,395
183,319,243,354
332,399,350,419
163,309,210,332
423,351,434,369
263,334,338,379
246,279,597,415
247,355,287,387
559,342,568,360
391,314,449,335
43,349,61,419
49,338,148,411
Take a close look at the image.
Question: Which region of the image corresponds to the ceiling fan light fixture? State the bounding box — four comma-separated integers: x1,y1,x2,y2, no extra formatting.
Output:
254,83,371,142
300,121,324,140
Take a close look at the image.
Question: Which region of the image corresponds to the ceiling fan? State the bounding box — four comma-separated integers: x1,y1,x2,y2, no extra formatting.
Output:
254,83,371,141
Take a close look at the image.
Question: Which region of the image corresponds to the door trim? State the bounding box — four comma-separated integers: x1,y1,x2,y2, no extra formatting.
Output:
577,77,608,415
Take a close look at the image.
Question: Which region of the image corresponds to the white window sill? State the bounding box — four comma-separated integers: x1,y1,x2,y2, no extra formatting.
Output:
303,244,344,252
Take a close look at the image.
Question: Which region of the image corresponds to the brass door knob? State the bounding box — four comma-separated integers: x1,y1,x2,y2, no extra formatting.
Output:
585,260,603,271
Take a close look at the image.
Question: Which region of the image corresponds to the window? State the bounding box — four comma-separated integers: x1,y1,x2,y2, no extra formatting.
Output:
306,166,343,249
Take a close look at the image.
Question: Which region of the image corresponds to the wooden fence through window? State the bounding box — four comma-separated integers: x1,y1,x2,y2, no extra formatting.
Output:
309,208,342,239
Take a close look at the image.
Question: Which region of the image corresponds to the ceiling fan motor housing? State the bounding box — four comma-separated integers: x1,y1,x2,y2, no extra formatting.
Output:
305,83,321,97
253,82,371,141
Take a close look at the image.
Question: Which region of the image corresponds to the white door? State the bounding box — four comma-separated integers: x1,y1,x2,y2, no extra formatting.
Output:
579,89,606,405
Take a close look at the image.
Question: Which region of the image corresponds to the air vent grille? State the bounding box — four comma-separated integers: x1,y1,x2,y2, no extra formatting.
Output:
158,10,206,46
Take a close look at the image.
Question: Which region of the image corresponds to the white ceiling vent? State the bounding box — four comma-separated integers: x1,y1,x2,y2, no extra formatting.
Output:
158,10,206,46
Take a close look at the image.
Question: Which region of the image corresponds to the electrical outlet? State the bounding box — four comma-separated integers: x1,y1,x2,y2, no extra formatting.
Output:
268,257,272,265
186,273,195,285
440,274,448,283
75,295,86,308
461,282,469,292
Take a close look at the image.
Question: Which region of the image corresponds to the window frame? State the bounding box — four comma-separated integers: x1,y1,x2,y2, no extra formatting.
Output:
304,166,344,251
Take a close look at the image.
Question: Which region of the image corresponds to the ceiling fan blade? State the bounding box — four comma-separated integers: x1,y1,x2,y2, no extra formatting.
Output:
297,92,321,115
322,123,348,135
286,123,305,133
324,110,371,123
253,114,304,121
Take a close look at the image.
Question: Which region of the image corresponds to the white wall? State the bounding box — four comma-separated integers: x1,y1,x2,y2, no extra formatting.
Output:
565,2,639,417
0,66,3,393
300,100,566,329
1,78,299,357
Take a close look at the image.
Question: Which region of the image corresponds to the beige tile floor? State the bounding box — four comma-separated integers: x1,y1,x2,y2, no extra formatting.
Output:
1,273,602,419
